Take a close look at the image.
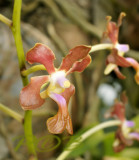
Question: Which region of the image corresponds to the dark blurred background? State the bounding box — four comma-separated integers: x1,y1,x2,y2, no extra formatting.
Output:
0,0,139,160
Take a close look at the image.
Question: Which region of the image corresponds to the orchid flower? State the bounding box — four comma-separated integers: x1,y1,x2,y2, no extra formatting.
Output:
20,43,91,134
103,12,139,84
105,92,139,152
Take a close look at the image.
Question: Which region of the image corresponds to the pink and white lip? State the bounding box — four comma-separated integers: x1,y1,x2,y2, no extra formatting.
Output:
50,71,70,88
124,120,135,128
129,132,139,140
115,43,129,53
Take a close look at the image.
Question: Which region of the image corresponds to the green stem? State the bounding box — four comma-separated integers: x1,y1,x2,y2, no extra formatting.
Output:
21,65,46,76
0,14,12,27
56,120,121,160
0,103,23,123
11,0,37,158
11,0,28,86
24,111,37,157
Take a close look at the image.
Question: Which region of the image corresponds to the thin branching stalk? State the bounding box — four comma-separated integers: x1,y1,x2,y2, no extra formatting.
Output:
56,120,121,160
89,44,113,53
21,65,46,76
0,14,12,27
0,103,23,123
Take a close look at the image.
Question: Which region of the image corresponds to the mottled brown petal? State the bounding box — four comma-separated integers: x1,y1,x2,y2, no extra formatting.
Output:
60,84,75,134
61,84,75,104
104,13,126,45
47,107,66,134
59,45,91,72
107,21,119,44
47,93,73,134
117,12,126,27
120,91,128,105
126,57,139,70
67,55,91,74
107,49,131,67
66,116,73,135
114,67,126,79
125,57,139,85
109,101,125,122
114,128,133,152
20,76,49,110
26,43,56,74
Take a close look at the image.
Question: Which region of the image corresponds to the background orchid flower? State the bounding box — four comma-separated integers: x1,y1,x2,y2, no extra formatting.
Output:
106,49,139,84
105,92,139,152
20,43,91,134
102,12,139,84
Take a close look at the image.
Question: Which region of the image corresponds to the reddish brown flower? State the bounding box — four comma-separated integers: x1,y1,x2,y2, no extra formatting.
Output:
105,92,139,152
103,13,139,84
20,43,91,134
106,49,139,84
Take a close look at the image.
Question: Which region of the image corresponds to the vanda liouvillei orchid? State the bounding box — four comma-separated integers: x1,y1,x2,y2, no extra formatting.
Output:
20,43,91,134
103,12,139,84
105,92,139,152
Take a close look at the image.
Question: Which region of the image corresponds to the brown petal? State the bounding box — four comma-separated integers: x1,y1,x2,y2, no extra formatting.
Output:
114,67,126,79
67,55,91,74
60,84,75,104
107,21,119,44
47,93,74,134
47,107,66,134
125,58,139,85
26,43,56,74
112,102,125,121
120,91,128,105
106,101,125,122
117,12,126,27
20,76,49,110
113,128,133,152
59,45,91,72
104,13,126,44
107,49,131,67
60,84,75,134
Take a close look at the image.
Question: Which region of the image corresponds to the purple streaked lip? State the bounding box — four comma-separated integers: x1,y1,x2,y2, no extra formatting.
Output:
116,44,129,53
129,132,139,140
124,120,135,128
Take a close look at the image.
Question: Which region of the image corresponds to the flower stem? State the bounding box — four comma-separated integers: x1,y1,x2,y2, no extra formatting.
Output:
24,111,37,158
11,0,28,86
21,65,46,76
0,14,12,27
89,43,113,53
0,103,23,123
11,0,38,158
56,120,121,160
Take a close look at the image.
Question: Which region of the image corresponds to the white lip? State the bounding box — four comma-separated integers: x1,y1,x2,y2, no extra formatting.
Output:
50,71,66,84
